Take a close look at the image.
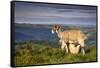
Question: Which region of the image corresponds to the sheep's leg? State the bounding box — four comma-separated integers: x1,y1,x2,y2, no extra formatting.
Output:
65,44,69,54
59,40,62,44
61,43,65,51
61,41,69,54
59,40,66,51
62,41,69,54
78,40,85,55
81,47,85,55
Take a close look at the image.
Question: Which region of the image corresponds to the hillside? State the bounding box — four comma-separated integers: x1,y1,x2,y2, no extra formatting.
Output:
14,41,97,67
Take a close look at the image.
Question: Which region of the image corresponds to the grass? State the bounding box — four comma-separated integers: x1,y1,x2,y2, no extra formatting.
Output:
14,41,97,67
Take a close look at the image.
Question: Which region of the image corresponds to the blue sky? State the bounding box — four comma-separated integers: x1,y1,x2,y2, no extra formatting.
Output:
15,2,97,26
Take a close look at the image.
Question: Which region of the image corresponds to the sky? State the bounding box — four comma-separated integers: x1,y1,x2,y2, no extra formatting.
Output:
15,2,97,26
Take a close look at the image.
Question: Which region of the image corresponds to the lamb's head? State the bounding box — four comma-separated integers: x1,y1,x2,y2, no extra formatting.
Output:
51,25,61,34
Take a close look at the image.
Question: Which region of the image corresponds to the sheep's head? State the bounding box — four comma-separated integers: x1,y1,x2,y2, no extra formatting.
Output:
51,25,61,34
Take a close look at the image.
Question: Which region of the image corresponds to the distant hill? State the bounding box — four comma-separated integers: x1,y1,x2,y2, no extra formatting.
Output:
15,23,96,30
15,23,53,28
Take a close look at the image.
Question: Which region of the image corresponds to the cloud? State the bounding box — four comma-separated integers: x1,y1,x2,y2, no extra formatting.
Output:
15,2,97,25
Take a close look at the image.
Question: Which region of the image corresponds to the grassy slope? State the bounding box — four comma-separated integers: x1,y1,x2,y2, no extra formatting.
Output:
14,41,97,67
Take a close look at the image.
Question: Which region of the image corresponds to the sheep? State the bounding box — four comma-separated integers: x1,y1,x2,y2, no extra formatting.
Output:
51,25,87,55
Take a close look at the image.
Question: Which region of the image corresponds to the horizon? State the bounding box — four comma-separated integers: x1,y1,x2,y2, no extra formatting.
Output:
15,23,97,27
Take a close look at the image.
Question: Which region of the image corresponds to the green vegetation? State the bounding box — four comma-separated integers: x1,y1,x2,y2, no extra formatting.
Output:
14,41,97,67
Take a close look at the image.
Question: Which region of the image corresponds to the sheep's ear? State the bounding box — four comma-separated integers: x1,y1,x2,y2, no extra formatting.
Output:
57,25,61,29
53,25,56,28
53,24,61,29
54,24,58,28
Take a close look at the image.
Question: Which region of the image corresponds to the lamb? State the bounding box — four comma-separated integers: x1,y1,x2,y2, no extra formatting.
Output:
69,43,81,54
51,25,87,55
